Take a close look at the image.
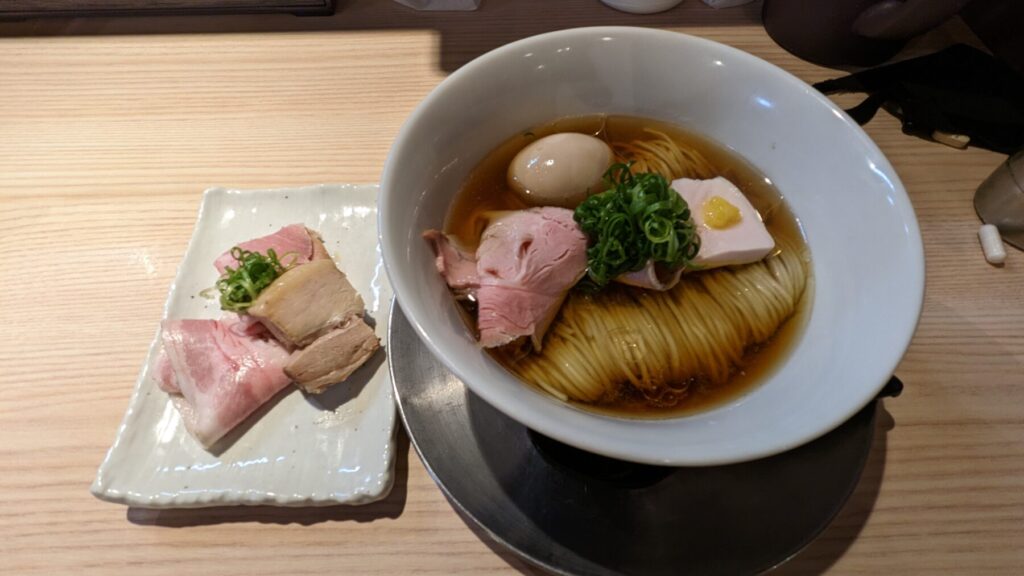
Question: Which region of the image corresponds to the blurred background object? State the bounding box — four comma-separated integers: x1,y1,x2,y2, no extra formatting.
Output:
814,45,1024,153
393,0,480,10
961,0,1024,75
701,0,756,7
763,0,1023,74
0,0,336,18
975,150,1024,251
599,0,685,14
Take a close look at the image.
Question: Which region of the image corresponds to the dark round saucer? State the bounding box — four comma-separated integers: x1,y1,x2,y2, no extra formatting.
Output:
389,304,900,576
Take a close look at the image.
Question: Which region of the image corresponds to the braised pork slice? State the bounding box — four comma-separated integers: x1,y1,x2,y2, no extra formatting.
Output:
156,317,291,447
248,259,364,349
285,319,380,393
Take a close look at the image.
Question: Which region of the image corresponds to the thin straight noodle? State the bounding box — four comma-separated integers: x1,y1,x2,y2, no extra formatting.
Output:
556,299,608,392
556,334,608,401
697,273,755,346
704,269,784,342
604,305,648,389
647,293,688,377
701,272,773,336
539,341,595,401
562,311,616,393
659,287,706,381
586,294,636,388
668,286,723,381
531,369,570,402
501,244,807,404
686,284,742,381
621,292,670,390
632,291,685,382
654,283,704,372
577,305,627,396
528,342,590,401
613,129,716,180
680,282,737,382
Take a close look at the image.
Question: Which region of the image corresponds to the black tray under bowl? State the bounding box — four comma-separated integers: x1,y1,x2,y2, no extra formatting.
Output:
388,304,901,576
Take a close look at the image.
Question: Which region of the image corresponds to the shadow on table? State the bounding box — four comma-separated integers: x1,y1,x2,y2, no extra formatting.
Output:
127,426,411,527
0,0,764,72
768,402,895,575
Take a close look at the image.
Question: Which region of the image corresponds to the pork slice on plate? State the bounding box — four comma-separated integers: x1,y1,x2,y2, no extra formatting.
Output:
213,224,329,275
248,259,365,349
156,318,292,448
222,312,270,338
475,207,588,350
285,318,380,394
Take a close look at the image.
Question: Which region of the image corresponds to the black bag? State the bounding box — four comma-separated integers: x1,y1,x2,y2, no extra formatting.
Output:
814,44,1024,154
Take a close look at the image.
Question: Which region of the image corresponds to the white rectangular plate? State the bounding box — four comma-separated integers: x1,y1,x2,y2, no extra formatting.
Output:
91,184,396,508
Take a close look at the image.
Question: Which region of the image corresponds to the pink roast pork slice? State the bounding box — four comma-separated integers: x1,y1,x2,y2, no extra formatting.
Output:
475,208,587,350
423,208,588,350
422,229,479,294
213,224,330,275
155,317,292,448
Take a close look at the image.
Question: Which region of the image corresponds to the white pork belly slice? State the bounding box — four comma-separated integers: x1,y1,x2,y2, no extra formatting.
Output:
155,317,291,448
248,259,365,349
671,177,775,268
422,229,479,294
213,224,329,275
284,318,380,394
475,207,588,350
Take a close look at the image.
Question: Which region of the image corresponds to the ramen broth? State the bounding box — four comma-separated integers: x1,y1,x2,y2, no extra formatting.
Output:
444,115,811,417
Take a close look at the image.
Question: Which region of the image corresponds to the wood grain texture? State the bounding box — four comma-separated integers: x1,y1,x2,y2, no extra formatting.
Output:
1,1,1022,574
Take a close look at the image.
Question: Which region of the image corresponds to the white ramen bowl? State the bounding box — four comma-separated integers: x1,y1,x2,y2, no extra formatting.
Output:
380,27,924,466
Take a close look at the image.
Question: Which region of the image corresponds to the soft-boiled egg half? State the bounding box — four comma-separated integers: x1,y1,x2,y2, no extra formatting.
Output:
508,133,614,207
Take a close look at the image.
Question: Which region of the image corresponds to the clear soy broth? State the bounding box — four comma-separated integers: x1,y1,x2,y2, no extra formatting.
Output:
446,115,811,417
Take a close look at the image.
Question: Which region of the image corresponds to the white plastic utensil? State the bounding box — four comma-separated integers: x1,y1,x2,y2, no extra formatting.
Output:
979,224,1007,265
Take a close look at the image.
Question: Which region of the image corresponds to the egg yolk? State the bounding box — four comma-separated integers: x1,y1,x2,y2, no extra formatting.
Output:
702,195,742,229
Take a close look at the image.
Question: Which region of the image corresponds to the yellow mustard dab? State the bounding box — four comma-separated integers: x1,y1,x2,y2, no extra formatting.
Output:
702,195,742,229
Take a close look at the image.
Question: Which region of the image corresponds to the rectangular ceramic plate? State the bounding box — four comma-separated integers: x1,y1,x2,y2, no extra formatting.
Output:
91,184,396,508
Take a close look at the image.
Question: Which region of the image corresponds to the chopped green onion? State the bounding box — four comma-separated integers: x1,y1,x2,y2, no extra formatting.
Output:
573,163,700,287
216,247,291,312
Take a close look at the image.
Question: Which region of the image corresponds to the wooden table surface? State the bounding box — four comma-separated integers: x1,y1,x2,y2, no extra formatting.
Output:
2,1,1021,574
